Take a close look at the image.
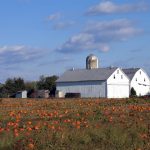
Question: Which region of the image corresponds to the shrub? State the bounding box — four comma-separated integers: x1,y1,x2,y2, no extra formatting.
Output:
130,87,136,97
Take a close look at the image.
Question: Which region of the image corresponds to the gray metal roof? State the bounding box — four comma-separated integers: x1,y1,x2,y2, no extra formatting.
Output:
122,68,140,80
57,67,118,82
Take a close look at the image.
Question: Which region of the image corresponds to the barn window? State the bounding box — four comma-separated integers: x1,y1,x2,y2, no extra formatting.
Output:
121,75,123,79
136,78,137,82
144,78,146,82
114,75,116,79
117,70,119,74
140,71,141,75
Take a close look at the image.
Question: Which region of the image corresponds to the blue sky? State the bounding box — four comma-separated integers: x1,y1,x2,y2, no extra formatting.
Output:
0,0,150,82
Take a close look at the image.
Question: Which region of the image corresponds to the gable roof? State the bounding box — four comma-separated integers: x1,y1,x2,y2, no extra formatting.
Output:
57,67,118,82
122,68,140,80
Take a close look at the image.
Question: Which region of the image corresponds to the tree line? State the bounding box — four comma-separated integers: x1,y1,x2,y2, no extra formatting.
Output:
0,75,58,98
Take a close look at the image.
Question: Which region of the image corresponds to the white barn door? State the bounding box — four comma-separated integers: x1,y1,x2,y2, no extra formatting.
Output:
107,84,129,98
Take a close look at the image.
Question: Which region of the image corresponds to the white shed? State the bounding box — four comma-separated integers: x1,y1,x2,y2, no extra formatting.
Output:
15,90,27,98
123,68,150,96
56,67,130,98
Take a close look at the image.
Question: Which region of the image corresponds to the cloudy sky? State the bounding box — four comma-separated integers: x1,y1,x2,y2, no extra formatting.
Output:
0,0,150,82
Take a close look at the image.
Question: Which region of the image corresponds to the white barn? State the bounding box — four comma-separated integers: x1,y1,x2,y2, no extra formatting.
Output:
56,54,150,98
56,67,130,98
123,68,150,96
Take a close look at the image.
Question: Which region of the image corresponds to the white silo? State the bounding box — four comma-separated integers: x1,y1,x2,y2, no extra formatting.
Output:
86,54,99,69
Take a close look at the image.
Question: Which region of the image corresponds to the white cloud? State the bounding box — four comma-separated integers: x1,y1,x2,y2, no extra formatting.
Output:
56,19,142,53
57,32,109,52
0,45,52,82
85,19,142,41
47,13,61,21
53,21,75,30
0,45,25,54
87,1,149,15
0,45,44,65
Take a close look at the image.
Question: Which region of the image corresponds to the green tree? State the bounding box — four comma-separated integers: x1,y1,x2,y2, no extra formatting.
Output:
25,81,38,98
0,84,8,98
37,75,58,96
4,77,25,97
37,75,45,90
25,81,37,91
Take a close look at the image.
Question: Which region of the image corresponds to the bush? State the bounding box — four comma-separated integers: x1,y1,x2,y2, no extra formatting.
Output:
130,87,136,97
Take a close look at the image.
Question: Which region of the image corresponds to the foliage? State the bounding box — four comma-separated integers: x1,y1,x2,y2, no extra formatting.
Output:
37,75,58,96
25,81,37,91
0,98,150,149
2,78,25,97
130,87,137,97
0,85,8,98
0,75,58,98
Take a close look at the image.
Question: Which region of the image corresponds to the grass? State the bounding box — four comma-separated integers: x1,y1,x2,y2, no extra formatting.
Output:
0,98,150,150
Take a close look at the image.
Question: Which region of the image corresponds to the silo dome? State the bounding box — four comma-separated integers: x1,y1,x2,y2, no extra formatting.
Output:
86,54,99,69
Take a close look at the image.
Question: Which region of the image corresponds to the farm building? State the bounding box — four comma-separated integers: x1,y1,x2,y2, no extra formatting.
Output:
36,90,50,98
123,68,150,96
15,90,27,98
28,90,50,98
56,54,130,98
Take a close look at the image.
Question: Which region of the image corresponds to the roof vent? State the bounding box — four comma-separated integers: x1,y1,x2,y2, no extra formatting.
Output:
68,68,75,71
71,67,75,71
109,65,114,69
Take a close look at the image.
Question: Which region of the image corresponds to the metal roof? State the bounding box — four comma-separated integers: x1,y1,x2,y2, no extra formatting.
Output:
122,68,140,80
56,67,118,82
